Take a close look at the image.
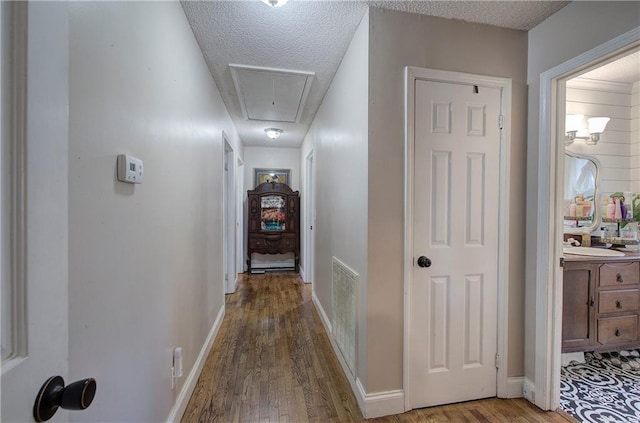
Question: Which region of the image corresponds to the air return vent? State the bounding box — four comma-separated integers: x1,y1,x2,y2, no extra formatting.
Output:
332,257,358,377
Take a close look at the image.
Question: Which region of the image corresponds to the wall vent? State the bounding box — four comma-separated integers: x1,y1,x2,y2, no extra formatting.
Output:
331,257,358,377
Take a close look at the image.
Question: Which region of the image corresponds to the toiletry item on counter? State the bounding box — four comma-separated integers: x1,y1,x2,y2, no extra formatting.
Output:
621,226,638,240
614,197,622,219
566,194,592,218
601,195,610,218
606,199,615,219
582,228,591,246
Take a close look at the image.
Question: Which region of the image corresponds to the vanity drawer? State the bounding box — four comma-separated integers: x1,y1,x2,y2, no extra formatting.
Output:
598,290,640,314
597,315,638,345
599,262,640,287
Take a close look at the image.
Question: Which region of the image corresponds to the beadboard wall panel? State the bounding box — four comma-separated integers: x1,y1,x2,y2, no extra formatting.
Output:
566,79,634,194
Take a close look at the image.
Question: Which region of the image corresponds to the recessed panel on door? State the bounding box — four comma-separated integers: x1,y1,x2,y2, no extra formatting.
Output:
430,276,450,371
466,153,485,246
464,274,484,368
467,104,486,137
431,151,451,247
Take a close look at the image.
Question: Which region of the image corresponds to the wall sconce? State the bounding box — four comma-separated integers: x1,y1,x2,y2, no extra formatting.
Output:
565,114,610,146
265,128,283,140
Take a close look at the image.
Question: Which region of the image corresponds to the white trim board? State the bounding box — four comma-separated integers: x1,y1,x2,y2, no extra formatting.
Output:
166,306,225,423
403,66,512,410
534,27,640,411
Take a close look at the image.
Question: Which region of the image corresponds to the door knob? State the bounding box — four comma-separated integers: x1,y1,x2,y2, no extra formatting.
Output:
417,256,432,268
34,376,97,422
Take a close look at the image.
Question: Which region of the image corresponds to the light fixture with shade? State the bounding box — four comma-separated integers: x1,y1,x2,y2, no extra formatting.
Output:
261,0,289,7
565,114,610,146
265,128,283,140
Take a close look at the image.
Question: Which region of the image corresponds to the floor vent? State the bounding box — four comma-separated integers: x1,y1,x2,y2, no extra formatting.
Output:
332,257,358,377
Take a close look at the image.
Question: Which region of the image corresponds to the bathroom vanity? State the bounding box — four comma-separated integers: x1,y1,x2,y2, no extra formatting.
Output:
562,253,640,353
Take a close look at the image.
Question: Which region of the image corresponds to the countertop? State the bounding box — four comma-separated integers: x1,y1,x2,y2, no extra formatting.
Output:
563,249,640,263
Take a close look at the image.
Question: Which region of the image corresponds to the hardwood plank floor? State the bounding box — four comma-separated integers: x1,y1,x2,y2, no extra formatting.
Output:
182,273,575,423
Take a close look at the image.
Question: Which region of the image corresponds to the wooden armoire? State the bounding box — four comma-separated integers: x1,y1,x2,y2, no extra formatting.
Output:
246,182,300,273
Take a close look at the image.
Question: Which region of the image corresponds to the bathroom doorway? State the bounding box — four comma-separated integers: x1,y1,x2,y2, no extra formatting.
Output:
535,28,640,416
558,47,640,422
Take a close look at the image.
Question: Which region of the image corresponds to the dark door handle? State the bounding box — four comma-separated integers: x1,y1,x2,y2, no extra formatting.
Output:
34,376,96,422
417,256,432,268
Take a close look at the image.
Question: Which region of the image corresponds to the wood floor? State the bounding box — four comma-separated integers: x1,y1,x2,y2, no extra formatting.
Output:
182,273,575,423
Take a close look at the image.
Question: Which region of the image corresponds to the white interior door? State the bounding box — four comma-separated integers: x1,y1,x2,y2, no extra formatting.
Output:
409,78,501,407
2,3,71,421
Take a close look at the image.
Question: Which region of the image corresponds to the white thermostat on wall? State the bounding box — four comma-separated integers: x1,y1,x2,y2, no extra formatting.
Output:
117,154,144,184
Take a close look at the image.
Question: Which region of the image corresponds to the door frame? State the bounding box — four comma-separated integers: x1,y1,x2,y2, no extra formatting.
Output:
533,27,640,411
303,150,315,283
403,67,512,410
236,155,244,275
222,133,237,293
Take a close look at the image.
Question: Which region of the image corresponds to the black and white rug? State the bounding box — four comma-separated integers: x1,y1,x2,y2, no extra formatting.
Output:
561,350,640,423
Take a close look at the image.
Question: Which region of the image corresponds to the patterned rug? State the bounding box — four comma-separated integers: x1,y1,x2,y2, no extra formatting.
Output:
561,350,640,422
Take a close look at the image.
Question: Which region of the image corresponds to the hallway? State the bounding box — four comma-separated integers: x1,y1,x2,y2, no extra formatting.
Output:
181,273,575,422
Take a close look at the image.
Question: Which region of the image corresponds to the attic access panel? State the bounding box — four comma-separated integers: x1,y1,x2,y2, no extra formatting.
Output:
229,64,315,123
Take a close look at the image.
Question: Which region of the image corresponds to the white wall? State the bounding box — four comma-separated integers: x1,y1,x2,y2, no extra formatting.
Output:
525,0,640,389
566,78,635,194
243,146,300,192
68,2,241,421
632,82,640,193
301,6,369,386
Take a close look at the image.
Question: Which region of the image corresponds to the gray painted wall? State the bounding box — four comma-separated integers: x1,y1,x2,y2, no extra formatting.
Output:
367,8,528,393
301,8,370,386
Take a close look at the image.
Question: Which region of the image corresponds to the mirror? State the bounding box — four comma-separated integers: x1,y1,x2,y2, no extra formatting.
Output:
563,152,600,233
261,195,286,231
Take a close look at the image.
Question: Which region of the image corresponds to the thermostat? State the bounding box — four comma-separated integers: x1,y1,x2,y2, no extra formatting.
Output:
117,154,144,184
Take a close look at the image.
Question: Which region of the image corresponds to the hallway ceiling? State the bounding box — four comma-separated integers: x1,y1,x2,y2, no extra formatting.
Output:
181,0,570,148
578,50,640,85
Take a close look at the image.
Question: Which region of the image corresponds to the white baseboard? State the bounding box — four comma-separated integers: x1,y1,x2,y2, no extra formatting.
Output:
312,290,332,334
355,379,405,418
311,291,404,419
523,377,536,403
505,377,524,398
166,306,225,423
299,265,312,283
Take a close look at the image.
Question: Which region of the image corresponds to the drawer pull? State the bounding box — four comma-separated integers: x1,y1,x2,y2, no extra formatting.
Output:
615,328,621,337
616,300,622,309
590,296,594,307
616,273,624,283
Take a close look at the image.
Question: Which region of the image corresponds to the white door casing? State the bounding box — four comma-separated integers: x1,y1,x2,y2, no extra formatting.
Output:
236,156,244,275
223,135,236,293
404,67,511,409
1,3,70,421
534,28,640,411
304,150,315,284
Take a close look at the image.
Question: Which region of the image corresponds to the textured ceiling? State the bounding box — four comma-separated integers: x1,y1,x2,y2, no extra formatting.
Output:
182,1,570,148
578,50,640,85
